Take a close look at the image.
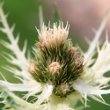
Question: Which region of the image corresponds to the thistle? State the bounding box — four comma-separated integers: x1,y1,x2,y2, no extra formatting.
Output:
0,4,110,110
30,23,83,97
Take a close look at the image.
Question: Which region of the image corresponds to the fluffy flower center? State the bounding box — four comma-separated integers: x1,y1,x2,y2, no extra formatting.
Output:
30,23,84,97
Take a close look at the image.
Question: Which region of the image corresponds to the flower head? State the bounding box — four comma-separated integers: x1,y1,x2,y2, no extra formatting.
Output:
30,23,83,98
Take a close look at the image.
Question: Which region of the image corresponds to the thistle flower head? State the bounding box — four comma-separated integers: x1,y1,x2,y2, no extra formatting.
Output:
30,23,83,97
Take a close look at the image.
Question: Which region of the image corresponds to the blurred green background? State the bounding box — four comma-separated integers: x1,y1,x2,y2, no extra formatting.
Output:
0,0,110,110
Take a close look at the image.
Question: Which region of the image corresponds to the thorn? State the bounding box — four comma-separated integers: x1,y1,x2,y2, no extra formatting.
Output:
5,12,10,18
1,51,15,63
35,26,41,37
27,50,31,61
22,40,28,55
15,34,20,43
96,44,100,53
0,72,7,81
0,39,10,48
11,24,16,32
35,26,40,33
0,28,6,33
2,66,16,73
14,76,23,82
38,6,44,29
65,21,70,31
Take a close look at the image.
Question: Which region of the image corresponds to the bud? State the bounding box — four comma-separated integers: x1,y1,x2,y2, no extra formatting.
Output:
48,62,61,75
